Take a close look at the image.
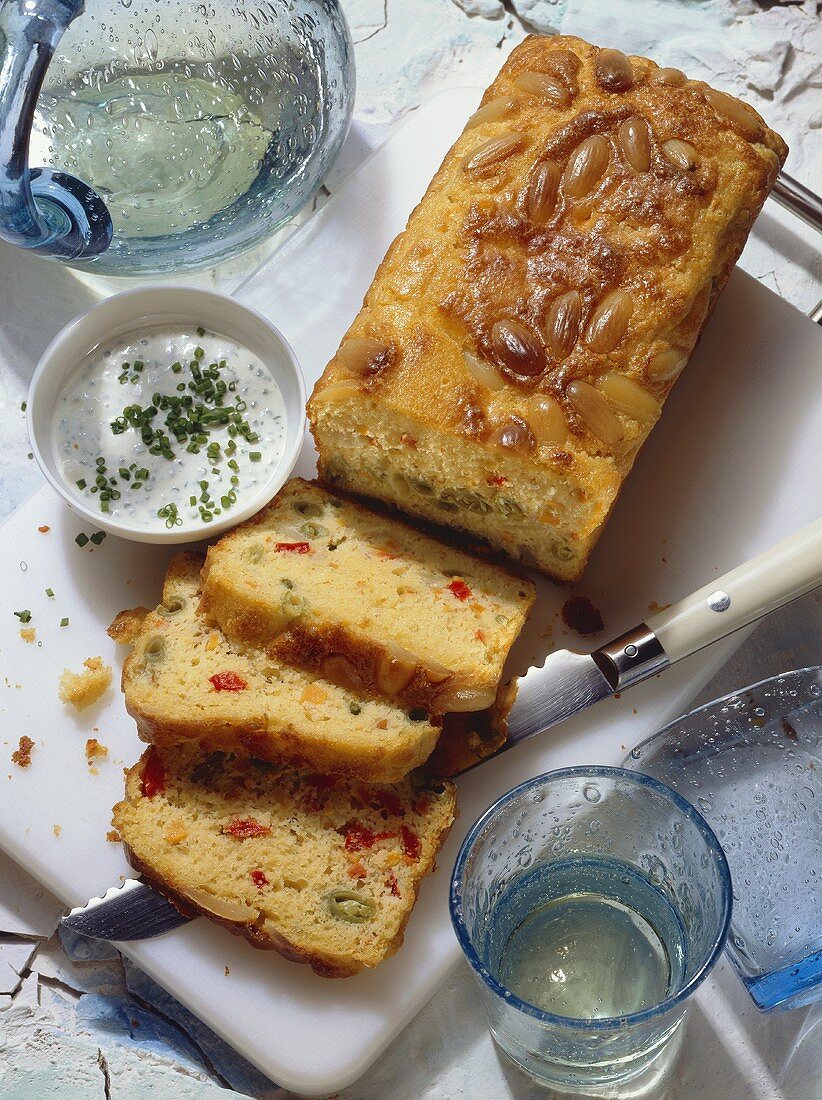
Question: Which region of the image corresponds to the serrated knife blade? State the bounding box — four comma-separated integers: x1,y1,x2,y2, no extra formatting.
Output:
61,878,190,940
505,648,618,746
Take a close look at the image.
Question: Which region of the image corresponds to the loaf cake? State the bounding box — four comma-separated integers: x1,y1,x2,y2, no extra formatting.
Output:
113,744,456,977
308,35,787,580
200,478,535,713
119,553,511,783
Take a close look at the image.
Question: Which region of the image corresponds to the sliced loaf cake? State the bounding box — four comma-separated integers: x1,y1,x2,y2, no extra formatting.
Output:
120,554,445,783
119,554,513,783
200,479,535,713
114,744,456,978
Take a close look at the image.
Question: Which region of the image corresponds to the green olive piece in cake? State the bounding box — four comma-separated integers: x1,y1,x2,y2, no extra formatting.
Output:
199,478,535,713
114,743,456,978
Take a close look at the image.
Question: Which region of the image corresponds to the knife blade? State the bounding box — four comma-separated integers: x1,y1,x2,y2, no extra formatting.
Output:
61,878,190,940
503,628,662,748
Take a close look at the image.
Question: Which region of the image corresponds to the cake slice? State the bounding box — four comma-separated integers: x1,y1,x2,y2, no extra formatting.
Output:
119,554,512,784
199,479,535,713
307,35,787,580
113,744,456,978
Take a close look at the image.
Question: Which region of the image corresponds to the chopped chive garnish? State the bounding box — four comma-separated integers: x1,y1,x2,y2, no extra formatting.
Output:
196,326,206,336
14,609,32,623
20,400,27,412
75,533,89,547
60,617,69,627
82,344,263,521
45,588,54,597
90,531,106,545
157,503,181,528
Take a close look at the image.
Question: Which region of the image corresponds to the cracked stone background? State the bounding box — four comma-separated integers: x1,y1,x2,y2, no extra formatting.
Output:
0,1,820,1097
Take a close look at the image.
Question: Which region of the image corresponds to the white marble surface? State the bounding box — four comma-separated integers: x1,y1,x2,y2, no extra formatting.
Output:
0,1,820,1097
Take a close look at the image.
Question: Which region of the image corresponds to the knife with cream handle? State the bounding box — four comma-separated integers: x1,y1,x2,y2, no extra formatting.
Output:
61,517,822,940
504,516,822,752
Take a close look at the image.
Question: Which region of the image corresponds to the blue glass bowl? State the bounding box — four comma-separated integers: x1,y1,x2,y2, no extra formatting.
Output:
625,667,822,1013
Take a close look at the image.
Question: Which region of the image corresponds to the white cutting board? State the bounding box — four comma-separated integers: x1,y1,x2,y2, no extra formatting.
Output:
1,90,821,1096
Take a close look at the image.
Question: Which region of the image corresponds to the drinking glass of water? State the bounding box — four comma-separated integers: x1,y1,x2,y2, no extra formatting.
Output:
450,767,732,1091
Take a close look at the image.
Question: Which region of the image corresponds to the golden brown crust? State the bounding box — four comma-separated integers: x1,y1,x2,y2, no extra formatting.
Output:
308,35,788,580
269,620,457,714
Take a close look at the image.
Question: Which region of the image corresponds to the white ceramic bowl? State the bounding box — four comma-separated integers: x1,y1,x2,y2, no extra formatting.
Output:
27,286,306,544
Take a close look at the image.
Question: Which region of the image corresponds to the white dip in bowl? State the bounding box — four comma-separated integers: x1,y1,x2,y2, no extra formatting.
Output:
28,286,306,544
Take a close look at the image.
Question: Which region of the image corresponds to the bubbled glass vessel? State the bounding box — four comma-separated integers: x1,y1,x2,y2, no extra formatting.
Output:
3,0,354,274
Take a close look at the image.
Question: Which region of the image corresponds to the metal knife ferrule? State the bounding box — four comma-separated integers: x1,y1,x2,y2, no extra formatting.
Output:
591,624,670,692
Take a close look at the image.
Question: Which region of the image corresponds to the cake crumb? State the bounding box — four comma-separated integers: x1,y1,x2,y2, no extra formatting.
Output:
106,829,120,843
224,965,230,976
53,824,61,837
85,738,109,762
58,656,112,711
11,735,34,768
19,628,36,643
38,525,50,534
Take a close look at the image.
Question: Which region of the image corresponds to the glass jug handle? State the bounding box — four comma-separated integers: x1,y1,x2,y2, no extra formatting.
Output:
0,0,112,260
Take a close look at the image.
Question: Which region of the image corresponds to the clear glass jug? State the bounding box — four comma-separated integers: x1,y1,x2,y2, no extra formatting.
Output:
0,0,354,274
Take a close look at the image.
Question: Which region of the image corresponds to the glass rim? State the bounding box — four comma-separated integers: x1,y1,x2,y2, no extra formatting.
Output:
449,765,733,1031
